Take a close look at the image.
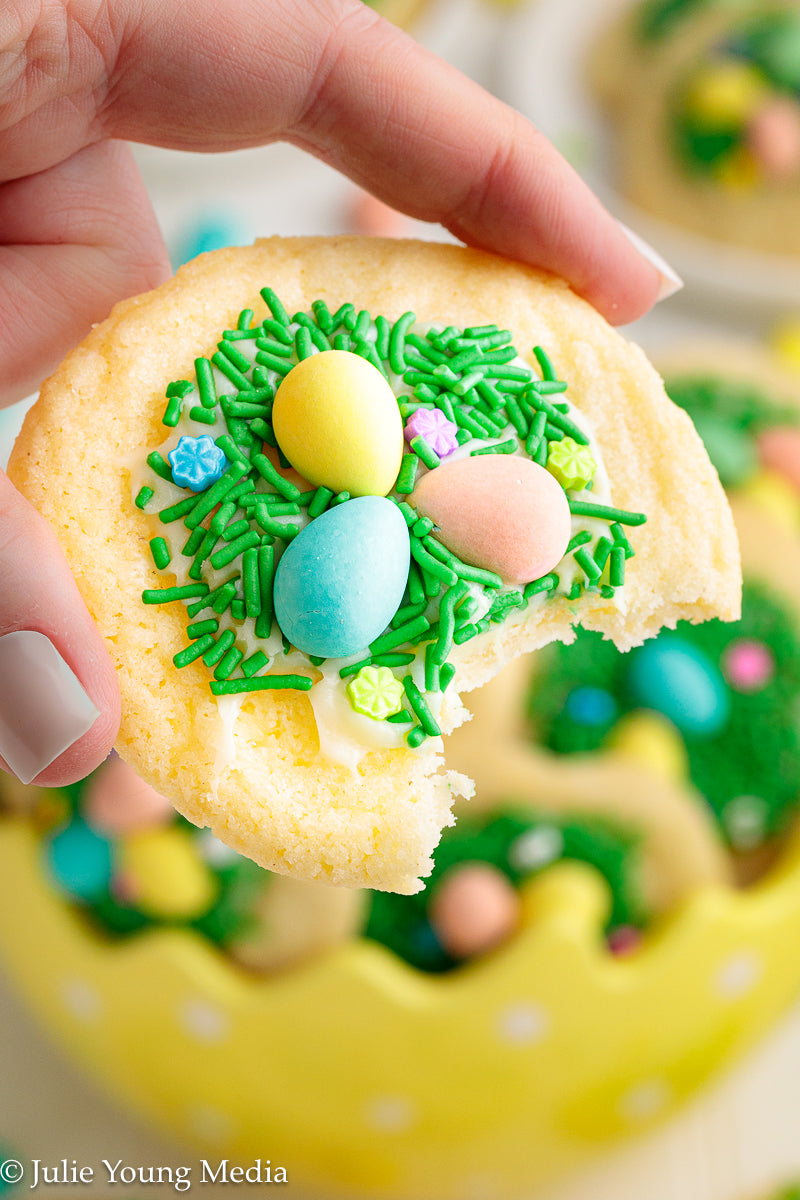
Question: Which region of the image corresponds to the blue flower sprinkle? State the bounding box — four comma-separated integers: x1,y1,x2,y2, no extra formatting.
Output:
168,435,227,492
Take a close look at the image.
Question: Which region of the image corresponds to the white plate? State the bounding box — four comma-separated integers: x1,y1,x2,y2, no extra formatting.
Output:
499,0,800,317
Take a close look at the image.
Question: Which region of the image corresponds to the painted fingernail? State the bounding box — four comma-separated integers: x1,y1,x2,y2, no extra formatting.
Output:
0,630,99,784
617,221,684,301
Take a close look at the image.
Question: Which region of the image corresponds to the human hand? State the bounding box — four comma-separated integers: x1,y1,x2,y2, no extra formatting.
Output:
0,0,679,787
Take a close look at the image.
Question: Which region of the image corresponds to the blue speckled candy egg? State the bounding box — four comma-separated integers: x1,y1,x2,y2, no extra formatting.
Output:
626,635,730,738
273,497,410,658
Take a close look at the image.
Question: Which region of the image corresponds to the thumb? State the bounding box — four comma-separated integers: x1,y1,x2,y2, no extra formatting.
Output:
0,470,119,786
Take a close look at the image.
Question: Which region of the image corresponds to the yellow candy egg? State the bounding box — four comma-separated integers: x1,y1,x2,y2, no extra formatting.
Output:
606,711,689,784
739,468,800,534
272,350,403,496
117,827,218,920
684,61,767,127
771,317,800,375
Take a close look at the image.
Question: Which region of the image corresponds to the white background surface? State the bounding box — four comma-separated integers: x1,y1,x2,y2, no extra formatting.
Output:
1,1,800,1196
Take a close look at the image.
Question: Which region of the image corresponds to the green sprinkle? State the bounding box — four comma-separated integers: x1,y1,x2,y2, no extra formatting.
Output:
451,560,502,589
523,574,558,599
187,618,219,639
167,379,194,399
407,563,425,606
238,308,254,331
214,645,244,681
186,577,236,618
332,303,356,331
261,318,292,344
231,599,246,621
255,350,294,376
374,314,391,360
251,453,301,500
391,601,427,629
389,311,416,375
243,547,262,618
406,725,427,748
574,546,602,584
440,662,456,690
216,339,252,375
221,398,271,419
295,326,314,360
189,406,217,425
533,345,558,382
242,650,270,678
162,395,183,427
610,522,636,558
531,379,568,395
432,582,467,665
410,436,440,470
412,517,433,538
372,653,416,668
253,500,299,540
594,537,613,572
469,439,517,456
147,451,173,482
311,299,333,333
142,583,209,605
307,487,334,518
256,336,293,358
600,584,615,599
256,544,275,636
403,675,440,736
149,537,171,570
203,629,236,668
294,312,331,353
369,613,431,656
609,544,626,587
568,500,647,526
333,332,351,352
181,528,205,559
174,635,216,668
396,455,419,495
424,643,440,691
210,674,313,695
260,287,291,326
387,709,413,724
331,491,350,507
194,357,218,409
410,537,458,587
354,337,388,378
221,518,250,542
566,530,592,554
213,434,248,468
211,530,260,570
135,486,154,510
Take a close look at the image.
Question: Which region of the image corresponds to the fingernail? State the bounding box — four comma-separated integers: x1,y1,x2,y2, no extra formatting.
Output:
0,630,99,784
617,221,684,301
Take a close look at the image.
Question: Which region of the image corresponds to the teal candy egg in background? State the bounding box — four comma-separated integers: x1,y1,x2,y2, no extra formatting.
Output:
626,635,731,738
45,818,113,902
273,497,411,658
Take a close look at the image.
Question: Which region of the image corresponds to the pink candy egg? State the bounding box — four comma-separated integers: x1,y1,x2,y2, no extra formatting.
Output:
747,98,800,179
722,638,775,693
84,754,174,836
410,455,571,584
429,862,520,960
757,426,800,495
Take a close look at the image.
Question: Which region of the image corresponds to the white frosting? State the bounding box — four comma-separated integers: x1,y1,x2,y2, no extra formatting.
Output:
130,318,628,773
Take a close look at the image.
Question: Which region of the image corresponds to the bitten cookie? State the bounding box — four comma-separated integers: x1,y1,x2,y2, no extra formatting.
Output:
8,237,740,893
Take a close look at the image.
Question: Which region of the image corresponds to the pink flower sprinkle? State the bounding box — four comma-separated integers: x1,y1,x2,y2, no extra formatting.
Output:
722,639,775,693
404,407,459,458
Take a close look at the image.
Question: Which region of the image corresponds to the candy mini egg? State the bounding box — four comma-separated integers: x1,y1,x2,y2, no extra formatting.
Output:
410,455,571,584
429,862,520,960
626,636,730,738
273,497,410,659
272,350,403,496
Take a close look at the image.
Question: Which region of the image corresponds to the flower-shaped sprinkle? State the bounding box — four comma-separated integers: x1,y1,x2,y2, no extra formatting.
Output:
546,437,597,492
168,435,228,492
404,408,459,459
346,665,405,721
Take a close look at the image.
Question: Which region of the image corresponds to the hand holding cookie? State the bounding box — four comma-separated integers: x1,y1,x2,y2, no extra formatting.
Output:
0,0,678,793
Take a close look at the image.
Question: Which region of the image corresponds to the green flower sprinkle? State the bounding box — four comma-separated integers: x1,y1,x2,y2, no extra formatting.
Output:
546,437,597,490
347,665,405,721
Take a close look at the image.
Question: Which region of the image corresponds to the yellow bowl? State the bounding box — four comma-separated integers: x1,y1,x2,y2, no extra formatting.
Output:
3,812,800,1199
